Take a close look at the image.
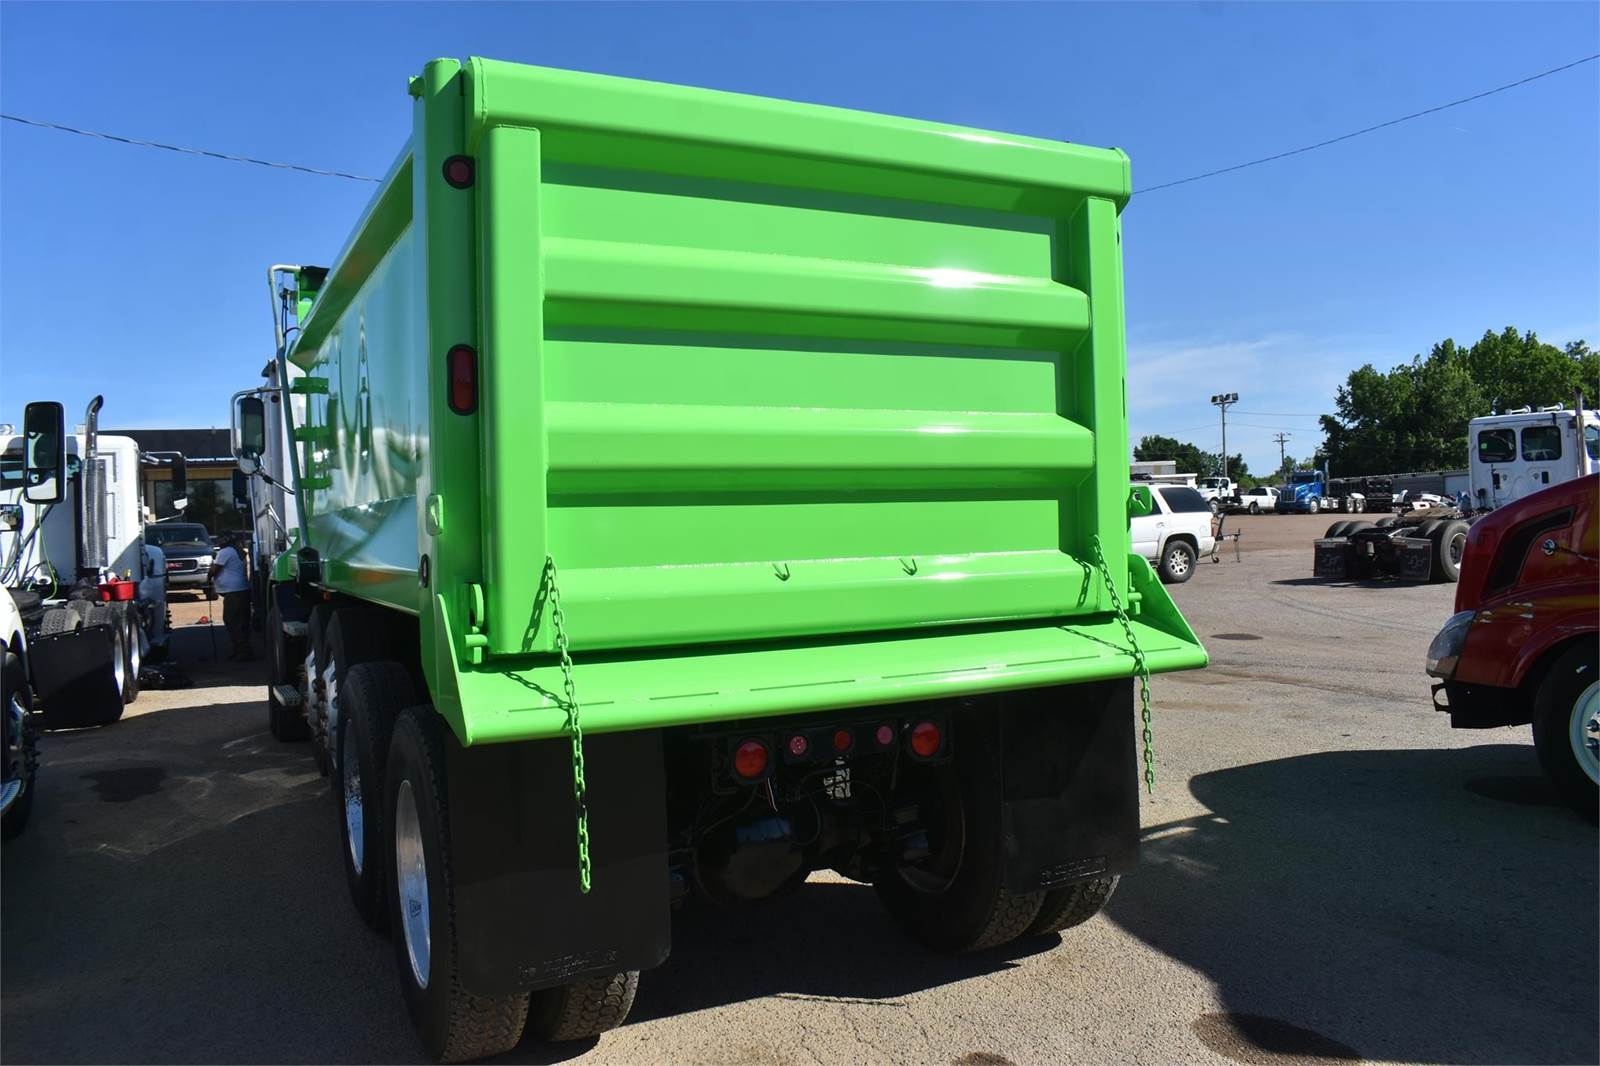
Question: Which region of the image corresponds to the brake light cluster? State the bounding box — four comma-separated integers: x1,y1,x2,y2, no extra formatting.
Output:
724,715,946,784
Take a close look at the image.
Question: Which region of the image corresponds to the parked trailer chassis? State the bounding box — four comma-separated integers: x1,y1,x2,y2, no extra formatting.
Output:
1312,514,1472,584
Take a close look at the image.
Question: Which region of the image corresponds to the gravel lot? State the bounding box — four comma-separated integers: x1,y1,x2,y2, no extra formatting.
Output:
4,516,1595,1065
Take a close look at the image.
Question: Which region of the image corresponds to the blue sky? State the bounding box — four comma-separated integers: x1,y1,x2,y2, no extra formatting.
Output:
1,1,1596,474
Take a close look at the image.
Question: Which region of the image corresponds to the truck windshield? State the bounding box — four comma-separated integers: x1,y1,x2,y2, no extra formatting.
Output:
1289,472,1318,483
145,524,211,546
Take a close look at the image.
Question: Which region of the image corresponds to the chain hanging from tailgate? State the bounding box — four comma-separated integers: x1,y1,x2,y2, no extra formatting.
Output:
545,556,593,894
1090,535,1155,794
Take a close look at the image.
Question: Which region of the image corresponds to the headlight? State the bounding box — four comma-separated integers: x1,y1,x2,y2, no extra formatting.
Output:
1425,610,1476,679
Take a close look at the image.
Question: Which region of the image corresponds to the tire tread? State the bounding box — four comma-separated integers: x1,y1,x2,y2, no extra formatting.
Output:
1027,875,1118,936
393,708,530,1063
530,971,639,1042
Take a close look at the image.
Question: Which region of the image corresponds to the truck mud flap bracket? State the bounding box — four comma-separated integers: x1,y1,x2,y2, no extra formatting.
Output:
443,725,671,996
1312,538,1348,579
30,627,124,729
998,678,1139,892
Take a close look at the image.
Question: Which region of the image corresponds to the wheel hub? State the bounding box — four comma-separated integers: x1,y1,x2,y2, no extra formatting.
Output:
1572,681,1600,786
395,778,431,988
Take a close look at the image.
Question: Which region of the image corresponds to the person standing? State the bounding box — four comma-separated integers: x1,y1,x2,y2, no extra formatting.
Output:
138,537,168,659
208,533,252,661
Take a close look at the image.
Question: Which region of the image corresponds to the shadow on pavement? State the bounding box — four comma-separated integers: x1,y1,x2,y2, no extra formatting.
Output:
1106,743,1598,1065
2,691,1050,1066
1268,576,1403,589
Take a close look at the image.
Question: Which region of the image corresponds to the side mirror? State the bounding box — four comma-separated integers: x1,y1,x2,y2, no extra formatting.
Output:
1128,485,1154,518
232,469,250,510
22,401,65,504
236,396,267,461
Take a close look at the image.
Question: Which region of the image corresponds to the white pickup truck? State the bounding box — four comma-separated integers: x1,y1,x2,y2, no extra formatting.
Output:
1131,484,1217,584
1227,485,1280,514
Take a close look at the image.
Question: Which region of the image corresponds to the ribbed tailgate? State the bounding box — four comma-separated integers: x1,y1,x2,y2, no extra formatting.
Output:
470,60,1130,656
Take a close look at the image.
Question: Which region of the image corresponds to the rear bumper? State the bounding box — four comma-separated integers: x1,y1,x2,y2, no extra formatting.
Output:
438,554,1207,745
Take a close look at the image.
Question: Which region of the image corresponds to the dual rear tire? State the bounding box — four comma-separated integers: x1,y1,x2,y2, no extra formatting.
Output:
383,703,637,1061
308,623,634,1061
872,715,1115,952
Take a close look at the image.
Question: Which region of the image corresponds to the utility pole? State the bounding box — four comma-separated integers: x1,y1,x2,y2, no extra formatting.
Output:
1272,432,1291,477
1210,392,1238,481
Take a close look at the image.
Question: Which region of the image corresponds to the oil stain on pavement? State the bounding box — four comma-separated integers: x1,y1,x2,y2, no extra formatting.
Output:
81,766,166,802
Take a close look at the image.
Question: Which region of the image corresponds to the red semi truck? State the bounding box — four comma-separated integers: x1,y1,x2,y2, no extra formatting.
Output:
1425,474,1599,817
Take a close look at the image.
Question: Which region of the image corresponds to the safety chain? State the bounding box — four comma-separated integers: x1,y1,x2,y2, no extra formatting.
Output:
1090,535,1155,794
545,556,592,893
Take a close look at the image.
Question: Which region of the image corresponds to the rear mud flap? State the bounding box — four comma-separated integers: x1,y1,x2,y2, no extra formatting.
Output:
998,678,1139,891
1313,538,1348,578
30,627,124,729
1395,537,1433,581
444,726,670,996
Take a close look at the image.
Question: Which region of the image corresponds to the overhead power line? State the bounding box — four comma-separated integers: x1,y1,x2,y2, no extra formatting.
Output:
5,52,1594,191
1136,53,1600,194
0,113,381,182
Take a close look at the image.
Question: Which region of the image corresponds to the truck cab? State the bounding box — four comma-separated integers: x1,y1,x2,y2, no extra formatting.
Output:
1468,406,1599,511
1277,469,1330,514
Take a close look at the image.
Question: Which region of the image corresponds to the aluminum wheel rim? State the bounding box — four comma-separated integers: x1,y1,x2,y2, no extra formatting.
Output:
109,627,126,694
1448,531,1467,567
1570,681,1600,786
128,625,141,677
323,655,339,770
1167,547,1190,576
395,778,431,989
343,724,363,874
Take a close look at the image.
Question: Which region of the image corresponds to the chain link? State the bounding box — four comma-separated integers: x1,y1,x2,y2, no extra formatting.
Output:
545,555,592,893
1090,535,1155,794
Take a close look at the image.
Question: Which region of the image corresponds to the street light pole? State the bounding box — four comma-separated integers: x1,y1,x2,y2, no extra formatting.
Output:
1210,392,1238,481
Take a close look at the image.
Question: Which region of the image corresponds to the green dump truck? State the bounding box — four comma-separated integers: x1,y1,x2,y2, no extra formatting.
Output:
234,57,1206,1062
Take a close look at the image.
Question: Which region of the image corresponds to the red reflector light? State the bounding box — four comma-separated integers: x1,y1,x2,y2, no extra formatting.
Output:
875,724,894,747
910,721,942,758
442,155,475,188
787,734,808,757
832,728,853,753
734,739,769,780
447,345,477,414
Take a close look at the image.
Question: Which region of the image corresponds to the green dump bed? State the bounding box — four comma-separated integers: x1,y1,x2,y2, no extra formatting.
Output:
285,57,1205,744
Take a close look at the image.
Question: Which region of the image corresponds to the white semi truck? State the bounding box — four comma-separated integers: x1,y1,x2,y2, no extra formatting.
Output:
1,398,186,726
1467,405,1599,510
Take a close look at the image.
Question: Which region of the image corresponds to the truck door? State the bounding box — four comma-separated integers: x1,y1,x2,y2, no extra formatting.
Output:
1515,420,1565,504
1474,427,1516,508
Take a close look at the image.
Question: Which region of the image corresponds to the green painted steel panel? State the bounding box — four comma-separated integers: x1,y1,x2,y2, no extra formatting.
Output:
280,57,1204,745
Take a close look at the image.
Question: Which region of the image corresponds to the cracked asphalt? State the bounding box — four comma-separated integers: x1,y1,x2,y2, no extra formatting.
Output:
3,517,1595,1065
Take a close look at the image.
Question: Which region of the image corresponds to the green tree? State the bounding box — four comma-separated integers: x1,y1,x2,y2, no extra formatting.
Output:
1134,435,1247,479
1319,327,1594,476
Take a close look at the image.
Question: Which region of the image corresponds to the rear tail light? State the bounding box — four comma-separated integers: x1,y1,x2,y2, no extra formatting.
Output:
447,344,477,415
909,721,943,759
732,739,770,782
787,734,809,758
874,724,895,748
832,728,853,754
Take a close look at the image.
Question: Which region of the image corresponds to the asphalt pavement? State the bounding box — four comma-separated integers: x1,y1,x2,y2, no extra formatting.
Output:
3,517,1595,1065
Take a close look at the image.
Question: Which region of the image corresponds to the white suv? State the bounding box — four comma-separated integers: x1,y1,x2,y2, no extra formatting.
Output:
1130,484,1217,584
